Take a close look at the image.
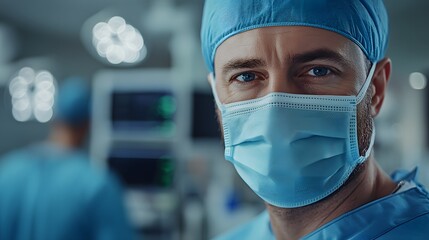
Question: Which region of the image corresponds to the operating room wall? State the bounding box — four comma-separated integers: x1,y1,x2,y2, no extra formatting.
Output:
377,2,429,184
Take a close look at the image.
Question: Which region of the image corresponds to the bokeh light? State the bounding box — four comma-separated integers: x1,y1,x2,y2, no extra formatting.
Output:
92,16,146,65
9,67,56,123
409,72,427,90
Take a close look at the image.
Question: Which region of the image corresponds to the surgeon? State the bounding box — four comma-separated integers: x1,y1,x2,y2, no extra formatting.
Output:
0,77,135,240
201,0,429,239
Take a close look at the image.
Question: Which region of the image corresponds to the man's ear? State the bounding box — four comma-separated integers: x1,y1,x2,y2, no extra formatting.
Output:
370,58,391,117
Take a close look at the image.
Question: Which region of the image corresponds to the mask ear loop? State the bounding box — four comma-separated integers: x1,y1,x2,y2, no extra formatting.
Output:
209,72,225,113
356,62,377,163
358,123,376,163
356,62,377,104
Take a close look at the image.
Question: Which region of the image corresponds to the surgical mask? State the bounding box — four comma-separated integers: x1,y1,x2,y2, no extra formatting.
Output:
210,63,376,208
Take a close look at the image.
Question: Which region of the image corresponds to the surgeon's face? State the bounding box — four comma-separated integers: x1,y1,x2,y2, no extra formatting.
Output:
213,26,373,155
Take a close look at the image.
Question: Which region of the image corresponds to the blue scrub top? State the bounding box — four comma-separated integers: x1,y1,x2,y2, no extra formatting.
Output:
0,142,135,240
215,169,429,240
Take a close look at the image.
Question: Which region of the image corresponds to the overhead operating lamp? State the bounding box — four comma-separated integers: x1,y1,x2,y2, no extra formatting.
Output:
9,67,56,123
82,14,147,66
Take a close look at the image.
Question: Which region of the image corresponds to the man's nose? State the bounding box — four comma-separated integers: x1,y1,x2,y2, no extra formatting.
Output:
267,71,302,94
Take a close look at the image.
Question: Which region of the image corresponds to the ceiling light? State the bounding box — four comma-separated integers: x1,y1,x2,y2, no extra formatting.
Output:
91,16,146,65
9,67,56,123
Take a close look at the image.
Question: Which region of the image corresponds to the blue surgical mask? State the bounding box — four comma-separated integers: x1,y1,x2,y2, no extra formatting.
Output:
210,63,376,208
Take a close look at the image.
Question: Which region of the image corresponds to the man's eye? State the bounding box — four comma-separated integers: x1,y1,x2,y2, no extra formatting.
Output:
307,67,331,77
235,72,256,82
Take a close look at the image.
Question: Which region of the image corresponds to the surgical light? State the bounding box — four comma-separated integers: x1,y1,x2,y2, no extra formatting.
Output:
92,16,146,65
9,67,56,123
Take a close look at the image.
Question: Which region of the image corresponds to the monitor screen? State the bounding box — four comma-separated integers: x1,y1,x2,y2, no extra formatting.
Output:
111,91,176,132
191,91,220,139
108,148,174,188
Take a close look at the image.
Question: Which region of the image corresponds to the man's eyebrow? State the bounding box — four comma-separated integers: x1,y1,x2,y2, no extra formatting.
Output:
290,49,351,67
221,58,267,75
220,49,350,75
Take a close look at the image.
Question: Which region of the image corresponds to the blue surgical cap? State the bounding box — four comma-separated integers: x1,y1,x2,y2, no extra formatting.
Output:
55,77,91,126
201,0,388,72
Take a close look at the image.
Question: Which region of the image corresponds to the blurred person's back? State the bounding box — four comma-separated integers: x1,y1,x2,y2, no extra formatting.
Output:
0,77,135,240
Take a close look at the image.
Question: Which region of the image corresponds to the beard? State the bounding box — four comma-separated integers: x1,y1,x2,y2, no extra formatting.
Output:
357,88,374,156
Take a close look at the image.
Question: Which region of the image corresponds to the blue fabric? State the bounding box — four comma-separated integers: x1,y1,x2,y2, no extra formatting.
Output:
201,0,388,72
214,169,429,240
55,77,91,126
0,143,135,240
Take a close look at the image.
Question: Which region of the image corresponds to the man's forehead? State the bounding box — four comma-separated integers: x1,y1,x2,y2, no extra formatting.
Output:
214,26,365,71
217,26,356,51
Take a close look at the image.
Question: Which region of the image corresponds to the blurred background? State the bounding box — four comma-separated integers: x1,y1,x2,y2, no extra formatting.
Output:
0,0,428,239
